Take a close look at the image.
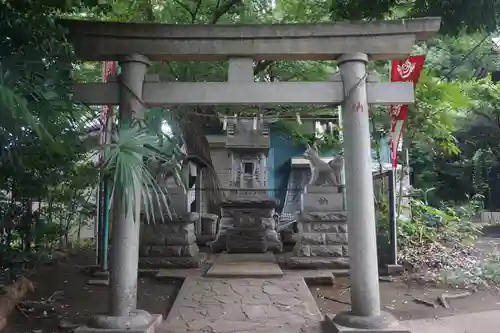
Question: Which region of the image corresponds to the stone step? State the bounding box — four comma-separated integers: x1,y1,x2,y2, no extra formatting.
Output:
283,269,348,285
155,268,204,281
286,255,350,269
205,252,283,278
139,257,201,269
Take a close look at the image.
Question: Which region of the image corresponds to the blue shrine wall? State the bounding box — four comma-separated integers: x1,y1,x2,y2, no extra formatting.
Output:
266,127,392,206
267,129,305,204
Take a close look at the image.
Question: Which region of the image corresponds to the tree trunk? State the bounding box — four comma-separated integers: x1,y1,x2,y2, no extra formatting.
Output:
77,217,82,241
23,199,33,253
0,277,35,331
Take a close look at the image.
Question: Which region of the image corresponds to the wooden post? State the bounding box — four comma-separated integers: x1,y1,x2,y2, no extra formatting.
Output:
195,166,203,237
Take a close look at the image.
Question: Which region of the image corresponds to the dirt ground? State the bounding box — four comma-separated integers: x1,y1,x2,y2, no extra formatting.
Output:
7,239,500,332
7,250,181,333
311,236,500,321
311,277,500,321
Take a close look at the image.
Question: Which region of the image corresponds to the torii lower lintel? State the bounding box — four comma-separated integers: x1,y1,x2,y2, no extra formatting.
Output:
73,81,414,106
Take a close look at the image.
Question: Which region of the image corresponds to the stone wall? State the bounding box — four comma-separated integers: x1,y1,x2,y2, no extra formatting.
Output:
139,214,200,268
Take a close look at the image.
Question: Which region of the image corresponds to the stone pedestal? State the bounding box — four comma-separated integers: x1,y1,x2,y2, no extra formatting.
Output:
301,185,345,211
139,213,200,268
324,313,409,333
289,186,349,269
226,228,267,253
210,196,283,253
195,213,219,244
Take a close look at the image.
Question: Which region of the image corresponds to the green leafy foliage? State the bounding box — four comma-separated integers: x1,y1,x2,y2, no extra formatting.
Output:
100,122,183,223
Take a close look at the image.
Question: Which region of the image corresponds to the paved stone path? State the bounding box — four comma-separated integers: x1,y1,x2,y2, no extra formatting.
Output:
159,276,323,333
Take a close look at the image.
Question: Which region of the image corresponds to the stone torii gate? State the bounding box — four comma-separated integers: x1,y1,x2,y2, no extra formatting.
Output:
61,17,440,332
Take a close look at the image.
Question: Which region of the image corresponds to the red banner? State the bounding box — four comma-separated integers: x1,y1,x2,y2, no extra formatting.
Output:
390,55,426,168
97,62,117,169
99,61,117,146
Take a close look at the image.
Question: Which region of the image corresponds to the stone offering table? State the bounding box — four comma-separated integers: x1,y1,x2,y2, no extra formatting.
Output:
139,213,201,268
210,196,282,253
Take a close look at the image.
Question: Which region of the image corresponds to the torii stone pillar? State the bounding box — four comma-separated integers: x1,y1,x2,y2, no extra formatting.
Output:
328,53,400,331
78,54,163,333
109,54,149,317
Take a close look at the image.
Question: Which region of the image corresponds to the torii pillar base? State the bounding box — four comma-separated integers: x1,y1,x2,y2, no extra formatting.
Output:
324,312,410,333
75,312,163,333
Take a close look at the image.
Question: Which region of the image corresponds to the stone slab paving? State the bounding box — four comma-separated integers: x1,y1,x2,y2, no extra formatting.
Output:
159,276,323,333
205,253,283,278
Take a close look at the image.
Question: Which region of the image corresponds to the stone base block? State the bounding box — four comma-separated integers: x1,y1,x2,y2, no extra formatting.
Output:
283,269,335,285
210,234,227,253
211,228,283,254
226,228,267,253
304,185,342,194
302,192,345,211
325,322,410,333
139,257,200,268
196,234,216,245
386,264,404,276
75,314,163,333
266,229,284,253
293,243,347,257
286,256,349,269
200,213,218,235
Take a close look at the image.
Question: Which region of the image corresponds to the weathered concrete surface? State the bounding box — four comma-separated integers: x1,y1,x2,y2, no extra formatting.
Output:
60,18,440,61
159,276,322,333
206,253,283,278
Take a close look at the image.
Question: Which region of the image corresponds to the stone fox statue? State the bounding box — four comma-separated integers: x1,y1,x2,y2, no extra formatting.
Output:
304,143,343,187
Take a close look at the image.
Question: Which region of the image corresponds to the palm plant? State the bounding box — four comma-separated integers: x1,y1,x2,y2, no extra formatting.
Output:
99,119,185,224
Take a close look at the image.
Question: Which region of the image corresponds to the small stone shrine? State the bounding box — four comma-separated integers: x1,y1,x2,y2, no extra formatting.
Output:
288,144,349,268
210,117,282,253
